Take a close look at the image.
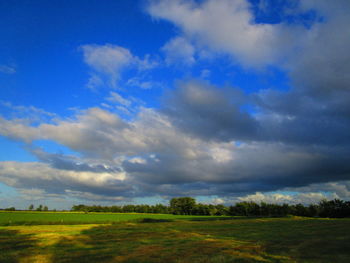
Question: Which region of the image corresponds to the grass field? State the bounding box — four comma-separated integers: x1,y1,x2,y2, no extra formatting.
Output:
0,211,217,225
0,212,350,263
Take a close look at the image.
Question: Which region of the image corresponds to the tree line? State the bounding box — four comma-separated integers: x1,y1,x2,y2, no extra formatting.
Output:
71,197,350,218
1,204,49,211
71,203,170,214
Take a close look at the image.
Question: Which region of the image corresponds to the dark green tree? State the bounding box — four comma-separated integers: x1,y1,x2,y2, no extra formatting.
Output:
36,204,43,211
170,197,196,215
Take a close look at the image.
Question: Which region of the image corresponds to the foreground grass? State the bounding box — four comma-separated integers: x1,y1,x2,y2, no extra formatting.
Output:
0,217,350,262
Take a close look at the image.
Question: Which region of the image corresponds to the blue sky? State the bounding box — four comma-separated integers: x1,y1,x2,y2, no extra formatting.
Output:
0,0,349,209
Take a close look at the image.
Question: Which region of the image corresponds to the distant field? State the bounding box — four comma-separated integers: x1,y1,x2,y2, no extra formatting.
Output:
0,211,219,225
0,214,350,262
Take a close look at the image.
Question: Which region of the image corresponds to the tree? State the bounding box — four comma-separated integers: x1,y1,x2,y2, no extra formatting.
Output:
193,204,210,215
318,199,350,218
170,197,196,215
36,204,43,211
43,206,48,211
215,204,229,216
28,204,34,211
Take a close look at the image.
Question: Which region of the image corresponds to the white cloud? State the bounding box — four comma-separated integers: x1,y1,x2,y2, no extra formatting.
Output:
237,191,337,205
18,188,62,201
162,36,195,66
126,77,163,90
82,44,133,88
0,117,40,142
0,161,128,198
81,44,158,89
287,181,350,201
0,161,126,186
106,92,131,106
0,101,56,122
148,0,305,67
86,74,104,91
212,197,225,205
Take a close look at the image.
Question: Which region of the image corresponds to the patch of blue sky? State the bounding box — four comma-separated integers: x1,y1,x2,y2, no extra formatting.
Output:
33,140,81,157
269,190,335,198
0,136,37,162
189,57,292,94
133,196,168,206
234,141,243,147
0,182,18,196
239,104,258,116
249,0,323,28
231,66,291,94
196,195,222,205
0,0,174,117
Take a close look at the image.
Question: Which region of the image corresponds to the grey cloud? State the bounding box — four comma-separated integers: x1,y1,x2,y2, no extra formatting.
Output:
124,141,350,195
251,2,350,146
1,91,349,201
287,180,350,200
162,80,259,141
31,148,122,174
0,161,132,198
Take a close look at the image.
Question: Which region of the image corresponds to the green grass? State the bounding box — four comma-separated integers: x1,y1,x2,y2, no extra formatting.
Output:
0,211,223,225
0,214,350,262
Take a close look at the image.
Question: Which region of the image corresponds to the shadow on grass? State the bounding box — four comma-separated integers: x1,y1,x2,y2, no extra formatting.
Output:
49,221,287,263
0,229,37,263
186,216,244,221
137,218,174,223
51,223,167,263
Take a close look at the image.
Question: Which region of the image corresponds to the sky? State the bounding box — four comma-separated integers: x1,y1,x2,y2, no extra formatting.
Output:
0,0,349,209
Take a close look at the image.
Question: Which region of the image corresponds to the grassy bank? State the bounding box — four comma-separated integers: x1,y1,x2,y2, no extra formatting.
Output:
0,216,350,262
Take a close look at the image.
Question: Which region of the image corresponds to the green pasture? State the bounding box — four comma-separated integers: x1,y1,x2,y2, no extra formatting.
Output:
0,213,350,262
0,211,219,225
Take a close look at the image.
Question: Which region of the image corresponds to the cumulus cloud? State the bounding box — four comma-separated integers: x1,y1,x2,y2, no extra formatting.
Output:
82,44,133,89
237,191,338,205
0,117,40,143
148,0,305,67
0,161,130,198
162,36,196,66
81,44,158,89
